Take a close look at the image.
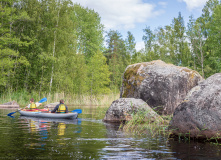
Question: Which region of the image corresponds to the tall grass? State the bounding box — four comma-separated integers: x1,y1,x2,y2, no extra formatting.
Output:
54,93,119,106
0,90,38,106
0,90,119,107
120,109,172,138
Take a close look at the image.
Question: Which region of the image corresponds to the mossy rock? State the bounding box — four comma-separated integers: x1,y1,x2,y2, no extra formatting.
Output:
120,60,203,115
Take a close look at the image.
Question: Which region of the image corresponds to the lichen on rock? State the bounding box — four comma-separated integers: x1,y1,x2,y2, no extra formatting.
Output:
120,60,203,115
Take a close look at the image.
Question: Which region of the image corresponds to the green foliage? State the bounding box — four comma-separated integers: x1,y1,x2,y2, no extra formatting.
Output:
135,1,221,79
206,2,221,76
72,4,104,62
87,52,111,95
0,0,109,96
125,31,136,64
1,0,221,97
105,30,129,91
0,0,29,92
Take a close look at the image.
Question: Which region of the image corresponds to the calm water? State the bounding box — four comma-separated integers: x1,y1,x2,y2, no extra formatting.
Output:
1,108,221,160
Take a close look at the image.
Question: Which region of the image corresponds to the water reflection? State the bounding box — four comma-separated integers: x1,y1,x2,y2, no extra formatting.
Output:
2,108,221,159
19,116,81,150
169,139,221,159
57,123,66,136
100,122,173,159
18,117,49,150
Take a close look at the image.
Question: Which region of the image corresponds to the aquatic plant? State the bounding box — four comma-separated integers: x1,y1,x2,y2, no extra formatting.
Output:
119,108,172,138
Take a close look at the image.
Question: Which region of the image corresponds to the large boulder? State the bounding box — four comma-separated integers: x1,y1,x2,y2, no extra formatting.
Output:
169,73,221,140
120,60,203,115
103,98,163,123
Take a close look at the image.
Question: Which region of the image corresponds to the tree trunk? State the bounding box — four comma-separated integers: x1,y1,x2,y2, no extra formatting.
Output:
39,65,44,97
49,1,60,96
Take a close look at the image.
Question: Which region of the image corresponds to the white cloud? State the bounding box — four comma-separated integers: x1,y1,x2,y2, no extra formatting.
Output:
179,0,208,10
158,1,167,8
72,0,161,30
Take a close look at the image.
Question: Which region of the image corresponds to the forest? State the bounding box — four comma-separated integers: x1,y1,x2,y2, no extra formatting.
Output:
1,0,221,98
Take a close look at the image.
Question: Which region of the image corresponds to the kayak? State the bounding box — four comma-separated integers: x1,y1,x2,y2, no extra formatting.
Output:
19,116,80,124
18,110,78,119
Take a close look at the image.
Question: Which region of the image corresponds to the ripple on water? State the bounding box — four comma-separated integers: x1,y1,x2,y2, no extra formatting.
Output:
2,109,221,159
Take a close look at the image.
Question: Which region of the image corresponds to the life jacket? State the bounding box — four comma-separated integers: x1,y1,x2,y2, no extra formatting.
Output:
58,104,66,113
30,102,37,109
58,123,66,136
30,120,37,133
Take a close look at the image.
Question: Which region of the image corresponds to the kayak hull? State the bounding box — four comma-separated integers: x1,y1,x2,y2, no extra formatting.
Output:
18,110,78,119
19,116,80,124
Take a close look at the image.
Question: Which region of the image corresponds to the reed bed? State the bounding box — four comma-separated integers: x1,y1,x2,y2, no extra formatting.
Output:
120,109,172,138
0,90,119,107
50,93,119,107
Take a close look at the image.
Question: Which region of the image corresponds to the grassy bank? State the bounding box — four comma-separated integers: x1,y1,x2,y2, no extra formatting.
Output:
0,90,119,107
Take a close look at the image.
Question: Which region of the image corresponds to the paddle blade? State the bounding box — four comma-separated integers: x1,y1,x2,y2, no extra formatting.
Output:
39,97,47,103
72,109,82,114
7,111,17,116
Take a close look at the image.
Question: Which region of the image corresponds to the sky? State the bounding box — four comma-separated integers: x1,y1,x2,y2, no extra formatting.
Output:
71,0,209,51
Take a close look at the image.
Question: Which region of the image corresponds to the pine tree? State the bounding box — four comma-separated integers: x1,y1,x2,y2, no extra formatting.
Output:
142,27,159,61
172,12,186,65
125,31,136,64
105,30,128,92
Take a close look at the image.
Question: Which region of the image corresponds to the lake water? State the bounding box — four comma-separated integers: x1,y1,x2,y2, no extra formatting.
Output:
1,108,221,159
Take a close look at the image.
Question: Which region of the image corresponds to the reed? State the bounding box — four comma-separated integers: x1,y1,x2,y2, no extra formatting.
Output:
0,90,40,106
0,90,119,107
57,93,119,106
120,109,172,138
94,105,108,116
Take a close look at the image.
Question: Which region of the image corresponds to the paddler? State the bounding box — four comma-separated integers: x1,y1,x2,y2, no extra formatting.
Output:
25,98,42,110
51,99,68,113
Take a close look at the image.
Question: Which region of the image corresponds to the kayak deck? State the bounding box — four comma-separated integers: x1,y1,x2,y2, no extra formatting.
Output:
18,110,78,119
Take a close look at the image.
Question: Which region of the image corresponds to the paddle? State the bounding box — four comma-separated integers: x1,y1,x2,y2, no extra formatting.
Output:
71,109,82,114
7,97,47,116
39,97,47,103
7,110,19,117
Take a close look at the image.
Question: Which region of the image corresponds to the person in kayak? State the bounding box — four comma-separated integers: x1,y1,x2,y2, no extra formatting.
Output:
51,99,68,113
25,98,42,110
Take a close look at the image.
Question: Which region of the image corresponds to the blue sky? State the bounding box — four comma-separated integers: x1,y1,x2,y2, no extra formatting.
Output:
72,0,208,50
